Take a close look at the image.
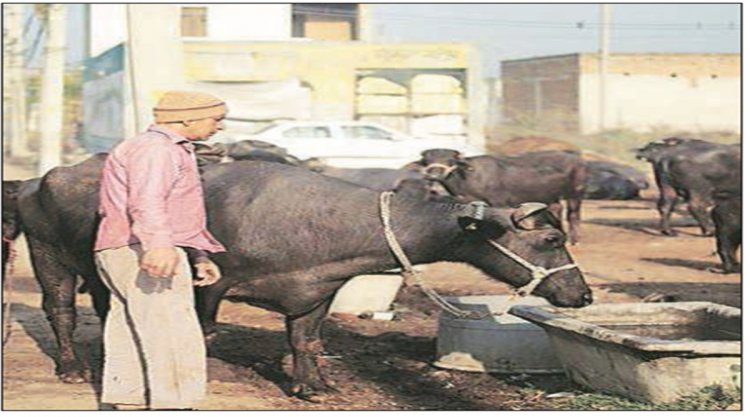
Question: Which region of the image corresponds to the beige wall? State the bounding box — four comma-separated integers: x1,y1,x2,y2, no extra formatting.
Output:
578,53,740,133
182,41,485,145
502,53,740,134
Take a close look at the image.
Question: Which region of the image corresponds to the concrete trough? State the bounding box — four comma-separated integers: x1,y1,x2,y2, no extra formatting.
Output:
329,273,404,315
510,302,741,403
433,295,563,374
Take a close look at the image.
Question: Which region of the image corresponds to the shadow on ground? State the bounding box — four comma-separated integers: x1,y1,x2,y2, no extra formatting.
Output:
206,315,498,410
598,282,740,308
585,217,705,237
8,303,104,393
640,257,723,272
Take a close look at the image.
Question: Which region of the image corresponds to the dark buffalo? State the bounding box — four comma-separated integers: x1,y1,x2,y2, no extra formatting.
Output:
393,178,457,202
404,149,587,244
711,191,741,273
709,153,742,273
3,179,40,270
635,137,740,236
5,155,592,400
584,160,649,200
223,139,325,171
319,167,425,191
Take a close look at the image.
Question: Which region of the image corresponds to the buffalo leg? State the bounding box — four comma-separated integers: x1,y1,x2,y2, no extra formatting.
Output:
27,239,88,383
716,232,741,273
566,197,582,245
286,298,336,401
194,277,235,340
712,205,741,273
548,201,563,223
657,185,679,236
686,195,715,236
82,274,110,324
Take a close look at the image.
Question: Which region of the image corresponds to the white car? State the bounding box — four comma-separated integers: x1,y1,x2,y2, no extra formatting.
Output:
218,120,484,168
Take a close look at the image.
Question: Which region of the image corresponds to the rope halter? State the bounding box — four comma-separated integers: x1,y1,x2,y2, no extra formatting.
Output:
378,191,580,318
420,162,458,180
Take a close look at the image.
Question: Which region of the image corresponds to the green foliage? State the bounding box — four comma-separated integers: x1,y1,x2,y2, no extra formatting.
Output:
564,385,741,411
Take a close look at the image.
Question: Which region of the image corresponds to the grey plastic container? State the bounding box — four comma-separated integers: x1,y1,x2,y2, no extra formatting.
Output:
433,295,563,374
510,302,741,403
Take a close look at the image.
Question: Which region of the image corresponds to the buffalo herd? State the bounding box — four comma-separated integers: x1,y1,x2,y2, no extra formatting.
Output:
1,135,741,401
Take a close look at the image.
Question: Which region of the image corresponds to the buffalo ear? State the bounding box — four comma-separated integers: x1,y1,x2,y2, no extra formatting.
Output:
511,202,563,230
458,208,511,239
663,137,681,146
456,159,474,172
402,161,425,172
2,180,23,200
511,202,549,229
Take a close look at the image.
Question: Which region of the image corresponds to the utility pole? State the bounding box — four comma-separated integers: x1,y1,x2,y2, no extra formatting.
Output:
598,4,611,133
4,4,31,158
126,4,186,134
37,4,67,175
357,4,372,41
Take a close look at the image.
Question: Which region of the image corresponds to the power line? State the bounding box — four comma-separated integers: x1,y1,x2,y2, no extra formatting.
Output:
291,7,738,31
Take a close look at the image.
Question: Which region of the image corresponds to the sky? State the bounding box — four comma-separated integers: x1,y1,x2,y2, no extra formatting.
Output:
368,3,741,76
25,3,741,78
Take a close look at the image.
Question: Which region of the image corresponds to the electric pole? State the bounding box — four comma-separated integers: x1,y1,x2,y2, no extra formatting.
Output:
598,4,611,133
37,4,67,175
4,4,31,158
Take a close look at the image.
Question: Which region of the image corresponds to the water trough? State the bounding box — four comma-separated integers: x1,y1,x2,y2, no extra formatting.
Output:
510,302,741,403
433,295,563,374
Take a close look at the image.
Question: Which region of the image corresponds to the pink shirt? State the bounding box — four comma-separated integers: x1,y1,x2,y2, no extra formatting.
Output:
94,125,226,253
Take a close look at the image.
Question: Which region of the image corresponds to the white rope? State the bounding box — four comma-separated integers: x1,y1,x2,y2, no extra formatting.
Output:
378,191,579,319
420,162,458,178
379,192,484,319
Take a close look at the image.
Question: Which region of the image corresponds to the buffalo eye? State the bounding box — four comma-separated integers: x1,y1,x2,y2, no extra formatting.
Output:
541,232,566,248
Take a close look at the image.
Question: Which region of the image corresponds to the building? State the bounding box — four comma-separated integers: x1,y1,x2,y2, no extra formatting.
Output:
83,4,484,152
183,41,482,142
501,53,740,134
89,4,366,56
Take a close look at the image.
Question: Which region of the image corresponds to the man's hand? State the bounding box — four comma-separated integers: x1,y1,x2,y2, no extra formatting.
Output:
140,247,181,278
193,260,222,286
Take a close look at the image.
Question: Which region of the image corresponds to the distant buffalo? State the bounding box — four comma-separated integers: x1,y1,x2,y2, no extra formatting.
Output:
635,137,740,236
404,149,587,244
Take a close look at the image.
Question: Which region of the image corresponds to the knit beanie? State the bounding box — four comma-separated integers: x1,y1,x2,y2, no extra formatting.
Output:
153,91,227,123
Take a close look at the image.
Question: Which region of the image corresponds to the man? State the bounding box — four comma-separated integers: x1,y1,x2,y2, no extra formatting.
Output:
94,91,228,410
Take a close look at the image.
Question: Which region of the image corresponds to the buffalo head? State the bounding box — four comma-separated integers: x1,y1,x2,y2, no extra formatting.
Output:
634,137,686,162
451,201,592,308
405,148,472,181
2,180,25,242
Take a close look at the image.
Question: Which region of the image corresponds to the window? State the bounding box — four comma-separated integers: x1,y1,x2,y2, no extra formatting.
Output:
292,4,358,40
282,126,332,138
342,126,392,140
182,7,207,37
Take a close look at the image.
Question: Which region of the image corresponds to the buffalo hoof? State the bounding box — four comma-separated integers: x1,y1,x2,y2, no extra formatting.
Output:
58,368,89,384
290,381,339,403
204,331,219,345
709,265,741,274
660,229,678,237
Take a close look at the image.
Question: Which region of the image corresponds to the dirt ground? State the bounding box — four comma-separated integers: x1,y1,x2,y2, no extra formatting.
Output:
1,160,741,410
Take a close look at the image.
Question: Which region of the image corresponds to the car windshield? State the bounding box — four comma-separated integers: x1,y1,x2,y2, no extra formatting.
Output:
282,126,332,138
342,126,393,140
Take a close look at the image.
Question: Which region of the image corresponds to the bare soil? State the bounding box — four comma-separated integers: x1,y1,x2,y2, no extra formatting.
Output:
1,160,741,410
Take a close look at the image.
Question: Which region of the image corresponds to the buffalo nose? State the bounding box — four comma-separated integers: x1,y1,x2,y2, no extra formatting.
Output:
581,291,594,306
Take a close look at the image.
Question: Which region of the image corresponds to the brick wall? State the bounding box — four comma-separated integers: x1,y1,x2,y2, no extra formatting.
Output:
501,53,739,133
501,54,580,131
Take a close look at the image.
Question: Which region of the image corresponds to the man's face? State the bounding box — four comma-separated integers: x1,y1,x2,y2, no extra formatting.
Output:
184,115,226,141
